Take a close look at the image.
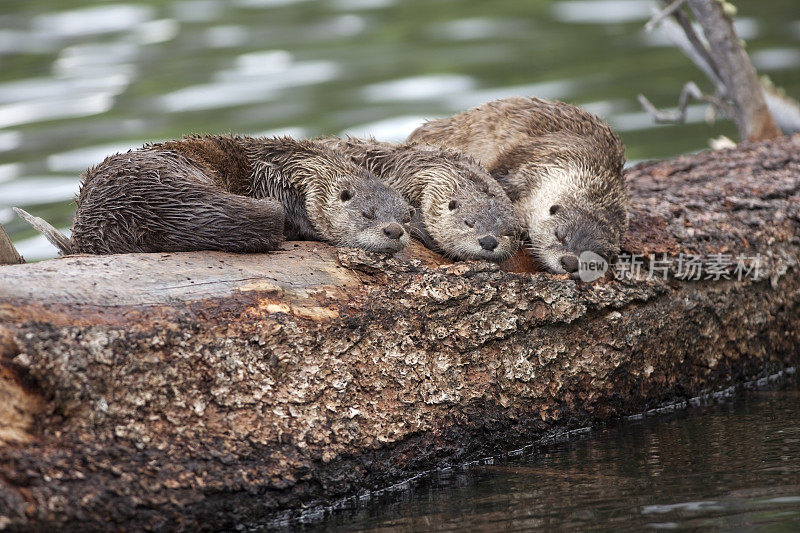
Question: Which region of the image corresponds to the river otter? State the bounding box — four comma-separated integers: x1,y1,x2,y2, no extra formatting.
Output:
408,97,627,275
20,136,412,255
318,137,519,262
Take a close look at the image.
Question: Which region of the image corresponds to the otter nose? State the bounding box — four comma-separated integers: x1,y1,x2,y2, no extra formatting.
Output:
383,223,404,240
478,235,498,251
561,254,579,273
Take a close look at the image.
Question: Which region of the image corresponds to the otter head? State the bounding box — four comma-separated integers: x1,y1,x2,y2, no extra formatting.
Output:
325,174,412,254
517,164,627,278
423,178,520,262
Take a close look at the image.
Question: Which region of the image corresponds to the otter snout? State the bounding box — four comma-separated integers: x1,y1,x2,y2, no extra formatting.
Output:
382,222,405,240
560,254,579,273
478,235,498,251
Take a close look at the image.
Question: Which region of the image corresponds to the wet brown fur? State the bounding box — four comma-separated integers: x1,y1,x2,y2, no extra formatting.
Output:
318,137,519,261
409,97,628,274
68,135,411,255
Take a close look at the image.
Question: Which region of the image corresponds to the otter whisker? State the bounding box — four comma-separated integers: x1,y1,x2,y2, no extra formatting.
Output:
408,96,627,273
317,137,519,262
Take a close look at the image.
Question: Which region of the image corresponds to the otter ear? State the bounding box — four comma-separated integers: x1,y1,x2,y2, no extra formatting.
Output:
340,189,352,202
490,167,521,202
549,204,561,216
448,199,459,211
491,167,508,182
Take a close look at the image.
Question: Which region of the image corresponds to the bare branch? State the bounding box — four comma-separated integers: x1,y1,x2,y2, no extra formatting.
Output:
686,0,780,141
655,14,726,94
12,207,72,255
644,0,796,139
0,223,23,265
669,5,725,92
638,81,734,125
645,0,687,32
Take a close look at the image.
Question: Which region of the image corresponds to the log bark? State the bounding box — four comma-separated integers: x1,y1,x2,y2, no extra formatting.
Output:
1,135,800,530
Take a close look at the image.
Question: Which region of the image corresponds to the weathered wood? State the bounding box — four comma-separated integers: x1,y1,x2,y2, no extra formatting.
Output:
0,224,22,266
1,135,799,530
642,0,794,138
685,0,781,141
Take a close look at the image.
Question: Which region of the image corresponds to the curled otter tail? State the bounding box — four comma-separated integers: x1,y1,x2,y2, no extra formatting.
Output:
12,207,73,255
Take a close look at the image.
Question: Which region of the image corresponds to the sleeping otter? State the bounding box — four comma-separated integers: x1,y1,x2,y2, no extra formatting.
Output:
409,97,628,275
318,137,519,262
19,135,413,256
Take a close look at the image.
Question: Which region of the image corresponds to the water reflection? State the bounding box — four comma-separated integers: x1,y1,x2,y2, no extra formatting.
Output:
0,75,129,105
446,80,582,112
341,116,426,142
361,74,476,103
54,42,139,77
236,0,315,8
160,53,339,112
203,25,250,48
294,386,800,531
751,47,800,71
0,131,22,153
551,0,652,24
253,126,308,138
331,0,396,11
0,163,21,184
431,18,528,42
0,177,79,206
31,5,154,39
132,19,181,46
46,142,145,173
171,0,225,23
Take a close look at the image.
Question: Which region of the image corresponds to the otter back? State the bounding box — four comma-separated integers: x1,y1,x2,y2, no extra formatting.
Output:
407,96,628,275
71,148,285,254
47,135,412,256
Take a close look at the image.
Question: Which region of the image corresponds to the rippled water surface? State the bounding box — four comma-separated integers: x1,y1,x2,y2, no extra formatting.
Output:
294,379,800,531
1,0,799,259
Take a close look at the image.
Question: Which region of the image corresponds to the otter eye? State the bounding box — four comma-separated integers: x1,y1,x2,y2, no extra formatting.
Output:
362,209,375,220
403,208,414,224
340,190,352,202
464,218,475,228
448,200,459,211
549,205,561,216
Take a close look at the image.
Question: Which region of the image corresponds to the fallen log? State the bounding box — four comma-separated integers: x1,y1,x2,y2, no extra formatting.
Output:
1,135,799,530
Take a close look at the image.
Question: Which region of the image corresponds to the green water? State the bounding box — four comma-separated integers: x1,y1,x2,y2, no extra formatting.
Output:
294,376,800,531
1,0,799,259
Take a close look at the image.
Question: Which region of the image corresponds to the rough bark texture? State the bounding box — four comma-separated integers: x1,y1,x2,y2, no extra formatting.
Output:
687,0,782,141
1,135,800,531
